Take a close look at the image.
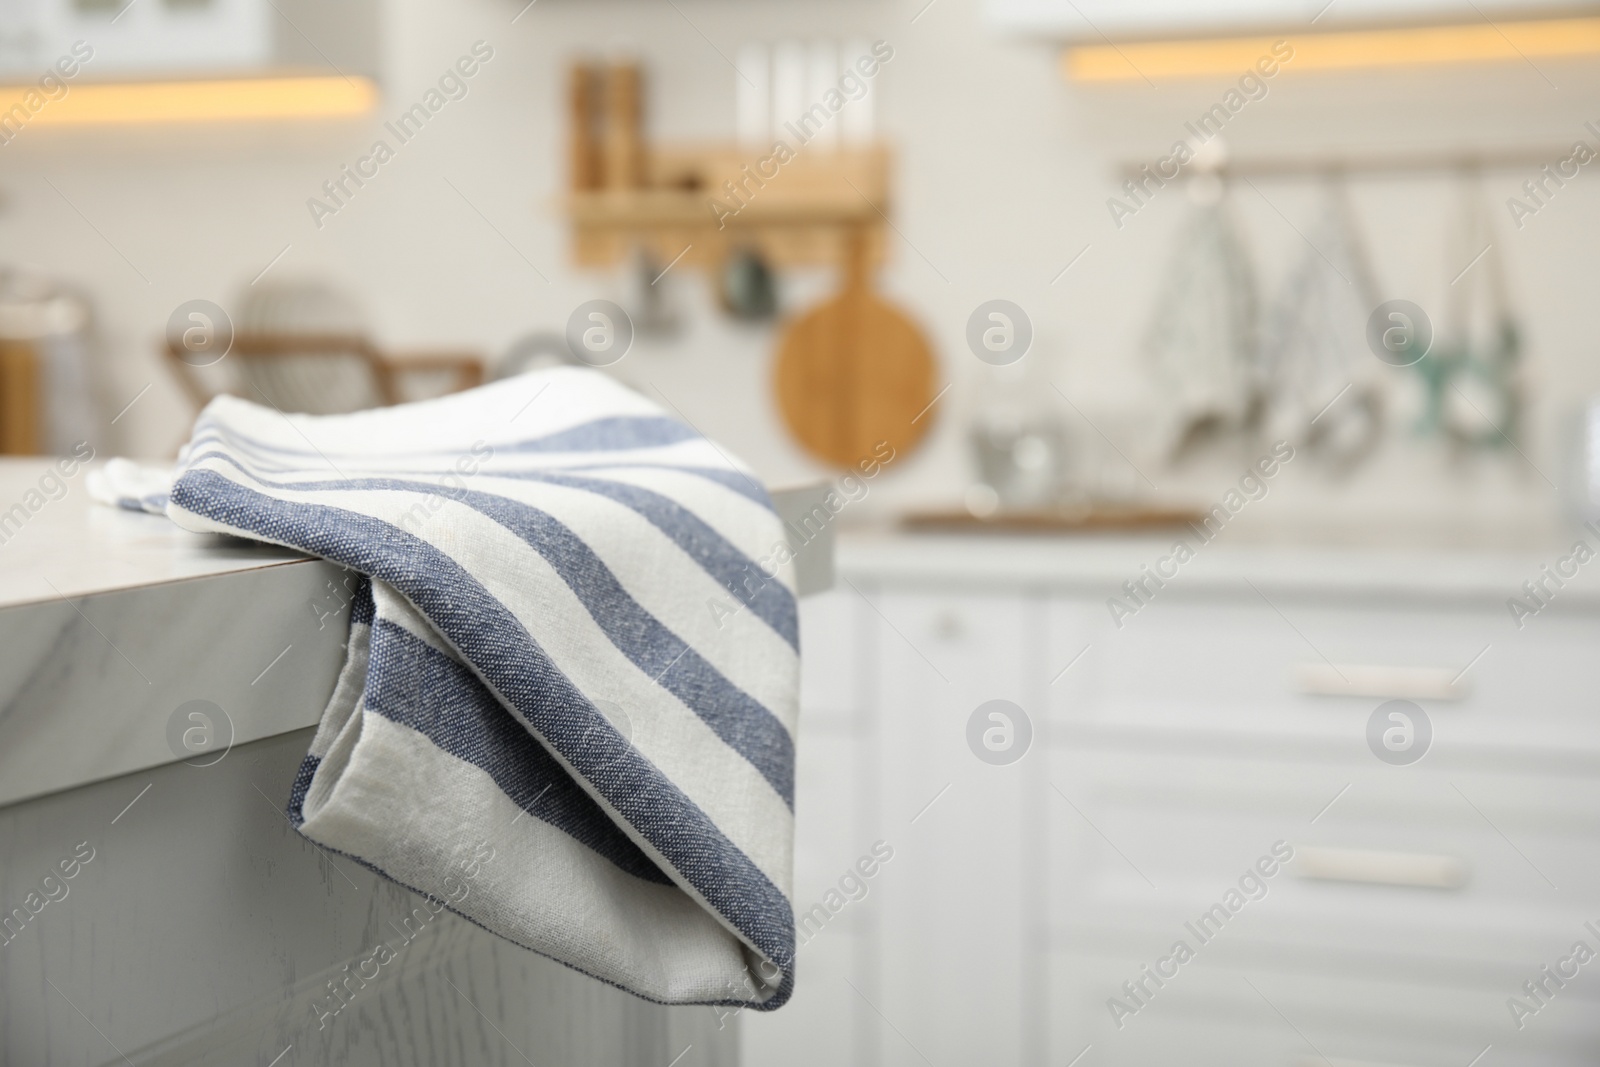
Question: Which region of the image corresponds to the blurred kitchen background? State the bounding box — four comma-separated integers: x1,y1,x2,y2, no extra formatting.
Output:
3,0,1598,534
6,0,1600,1063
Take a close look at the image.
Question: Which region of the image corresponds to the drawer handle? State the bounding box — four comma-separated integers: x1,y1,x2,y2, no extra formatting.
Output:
1293,663,1468,702
1292,846,1469,890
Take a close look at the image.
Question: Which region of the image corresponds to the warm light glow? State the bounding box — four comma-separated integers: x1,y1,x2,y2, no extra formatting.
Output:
1065,17,1600,81
0,75,377,127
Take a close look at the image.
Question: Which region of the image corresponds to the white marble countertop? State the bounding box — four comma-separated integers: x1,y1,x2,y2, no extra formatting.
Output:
0,460,840,605
0,460,345,807
3,451,1588,609
4,448,1592,610
0,459,310,609
837,525,1600,605
0,459,839,807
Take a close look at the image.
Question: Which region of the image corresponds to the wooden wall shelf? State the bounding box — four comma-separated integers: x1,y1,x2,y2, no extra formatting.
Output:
565,143,892,270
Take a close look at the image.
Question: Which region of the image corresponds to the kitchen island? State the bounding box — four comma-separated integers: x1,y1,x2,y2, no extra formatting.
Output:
0,459,769,1067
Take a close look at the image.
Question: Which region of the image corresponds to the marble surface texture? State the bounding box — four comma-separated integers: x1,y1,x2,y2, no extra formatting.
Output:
0,458,309,610
0,459,833,806
0,459,349,806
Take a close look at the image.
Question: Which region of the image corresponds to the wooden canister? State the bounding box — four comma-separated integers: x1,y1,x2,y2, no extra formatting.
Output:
602,61,644,190
0,340,40,455
567,61,601,191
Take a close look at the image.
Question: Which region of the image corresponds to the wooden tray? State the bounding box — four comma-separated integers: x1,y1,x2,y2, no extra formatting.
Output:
901,505,1207,534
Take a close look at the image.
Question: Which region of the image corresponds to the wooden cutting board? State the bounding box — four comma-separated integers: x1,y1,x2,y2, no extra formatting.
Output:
900,505,1208,534
774,229,935,468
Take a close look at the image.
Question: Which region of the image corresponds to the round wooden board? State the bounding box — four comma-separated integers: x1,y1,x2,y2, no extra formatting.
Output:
774,287,936,469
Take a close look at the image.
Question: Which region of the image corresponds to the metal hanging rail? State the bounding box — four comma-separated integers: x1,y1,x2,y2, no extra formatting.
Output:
1118,143,1582,180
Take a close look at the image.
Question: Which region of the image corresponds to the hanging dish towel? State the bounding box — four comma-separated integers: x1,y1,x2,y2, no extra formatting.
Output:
163,367,799,1009
1260,177,1385,472
1142,183,1263,462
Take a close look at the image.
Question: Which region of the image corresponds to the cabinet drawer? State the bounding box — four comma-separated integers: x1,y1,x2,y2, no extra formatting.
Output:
1049,595,1600,751
1045,746,1600,969
1045,952,1600,1067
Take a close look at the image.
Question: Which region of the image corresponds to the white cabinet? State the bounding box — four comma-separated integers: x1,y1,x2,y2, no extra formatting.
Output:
0,728,734,1067
747,538,1600,1067
869,588,1037,1067
748,586,1045,1067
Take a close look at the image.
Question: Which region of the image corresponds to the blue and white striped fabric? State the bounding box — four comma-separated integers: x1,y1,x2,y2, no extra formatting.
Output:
164,367,799,1009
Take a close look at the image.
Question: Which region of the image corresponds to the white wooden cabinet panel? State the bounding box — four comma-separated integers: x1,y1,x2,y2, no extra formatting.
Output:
1043,587,1600,1066
1052,596,1600,749
747,593,878,1067
1046,748,1600,917
798,588,859,726
789,731,872,916
742,911,858,1067
1045,953,1599,1067
0,728,735,1067
1043,729,1600,998
763,539,1600,1067
870,589,1036,1067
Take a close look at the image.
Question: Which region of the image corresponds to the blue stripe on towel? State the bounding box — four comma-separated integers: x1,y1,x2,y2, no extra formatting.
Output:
349,578,376,626
363,616,673,884
386,481,795,803
172,468,796,989
558,463,776,511
183,455,794,802
286,752,320,826
501,415,698,453
187,449,796,650
465,469,796,650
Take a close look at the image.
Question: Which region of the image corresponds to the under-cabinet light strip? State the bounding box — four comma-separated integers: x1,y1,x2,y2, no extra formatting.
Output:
0,75,377,127
1066,16,1600,82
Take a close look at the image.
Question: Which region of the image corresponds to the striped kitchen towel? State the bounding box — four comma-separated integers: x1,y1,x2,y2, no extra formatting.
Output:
164,367,799,1009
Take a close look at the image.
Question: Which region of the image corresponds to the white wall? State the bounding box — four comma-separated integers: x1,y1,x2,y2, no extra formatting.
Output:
3,0,1598,530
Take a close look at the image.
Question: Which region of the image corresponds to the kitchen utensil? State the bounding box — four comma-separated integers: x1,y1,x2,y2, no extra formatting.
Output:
771,41,807,140
805,41,839,151
169,280,482,416
1143,167,1261,463
1262,174,1384,473
234,279,376,414
1565,398,1600,523
0,271,97,455
719,246,778,320
735,43,770,148
965,348,1074,513
969,416,1070,513
775,228,935,468
603,61,644,191
568,61,602,191
840,38,875,145
624,245,685,339
0,341,39,455
1416,168,1522,450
